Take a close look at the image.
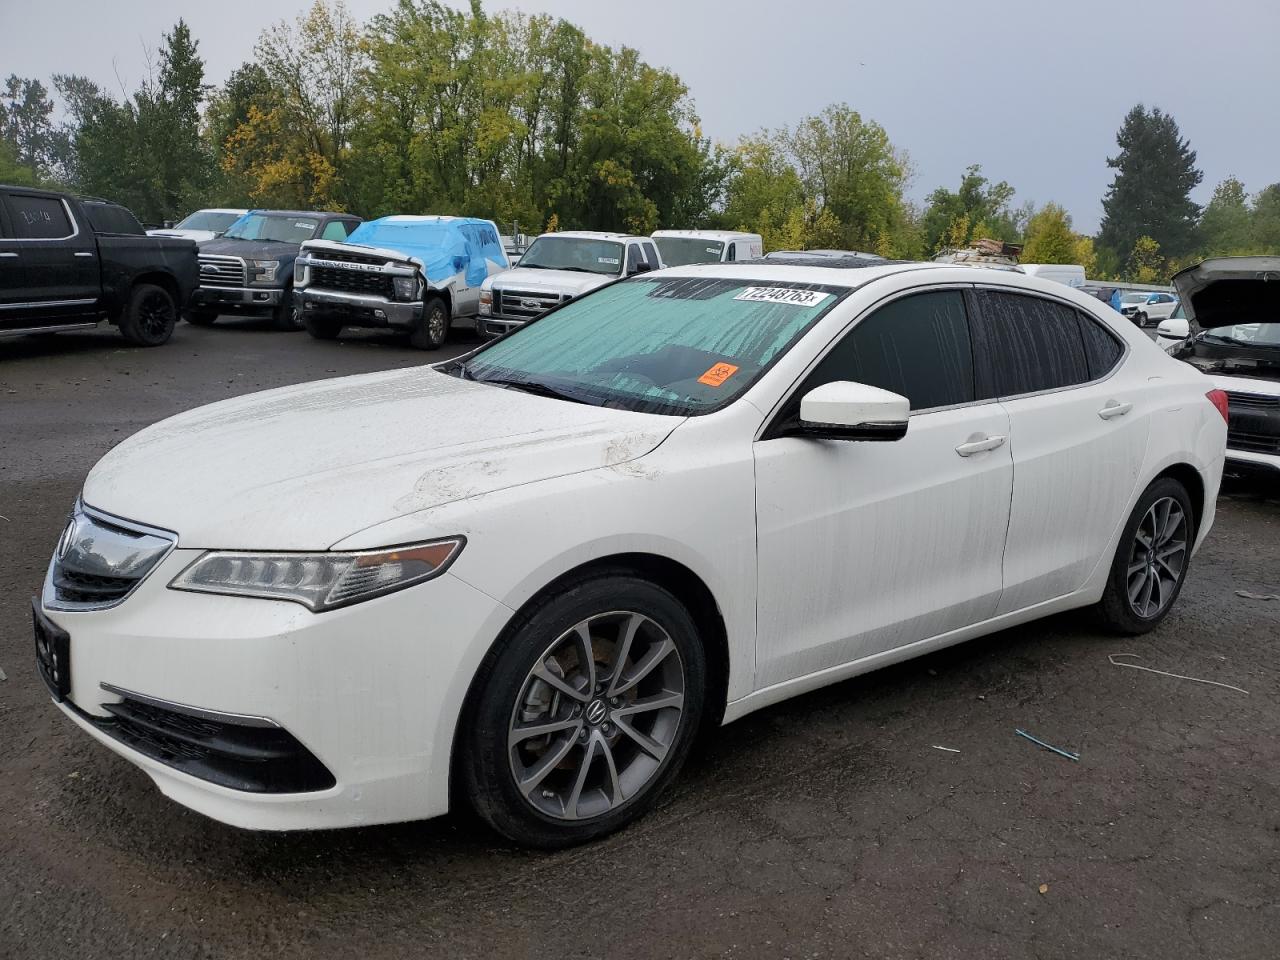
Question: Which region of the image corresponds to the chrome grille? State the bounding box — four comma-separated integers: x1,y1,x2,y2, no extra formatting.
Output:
493,288,564,321
197,254,246,288
311,250,388,267
44,504,176,610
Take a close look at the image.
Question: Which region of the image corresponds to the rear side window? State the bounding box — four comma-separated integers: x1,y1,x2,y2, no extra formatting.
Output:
320,220,349,241
84,202,143,235
799,290,975,411
972,290,1090,398
1076,311,1125,379
5,194,74,239
642,241,660,269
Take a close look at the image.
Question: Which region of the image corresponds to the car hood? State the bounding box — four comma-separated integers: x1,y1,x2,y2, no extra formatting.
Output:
488,268,616,297
1172,256,1280,328
81,367,679,550
199,236,304,261
148,228,218,243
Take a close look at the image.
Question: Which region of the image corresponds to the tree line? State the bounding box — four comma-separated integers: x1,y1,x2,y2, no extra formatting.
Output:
2,0,1277,282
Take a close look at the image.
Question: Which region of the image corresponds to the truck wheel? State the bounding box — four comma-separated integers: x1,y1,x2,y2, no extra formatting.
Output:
272,285,302,331
410,296,449,350
304,315,343,340
119,284,177,346
185,309,218,326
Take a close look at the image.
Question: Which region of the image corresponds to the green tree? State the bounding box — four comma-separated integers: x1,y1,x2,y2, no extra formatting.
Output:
921,164,1017,252
1199,176,1253,255
0,75,57,181
1022,203,1080,263
1250,184,1280,252
1098,105,1202,261
1127,235,1165,283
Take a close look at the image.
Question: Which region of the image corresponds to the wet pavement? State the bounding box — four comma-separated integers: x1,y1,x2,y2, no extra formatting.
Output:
2,318,1278,959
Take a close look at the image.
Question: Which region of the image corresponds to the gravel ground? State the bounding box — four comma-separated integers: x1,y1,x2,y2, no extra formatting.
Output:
2,317,1278,960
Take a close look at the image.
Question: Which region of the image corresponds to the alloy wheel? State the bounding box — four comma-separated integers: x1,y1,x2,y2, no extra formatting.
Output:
138,291,175,338
1126,496,1188,618
507,610,685,822
428,305,447,344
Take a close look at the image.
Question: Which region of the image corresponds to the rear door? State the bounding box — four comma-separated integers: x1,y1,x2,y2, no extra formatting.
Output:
968,287,1150,614
0,190,99,327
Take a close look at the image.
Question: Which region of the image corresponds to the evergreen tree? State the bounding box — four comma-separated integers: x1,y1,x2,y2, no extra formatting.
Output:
1098,105,1202,261
0,75,56,180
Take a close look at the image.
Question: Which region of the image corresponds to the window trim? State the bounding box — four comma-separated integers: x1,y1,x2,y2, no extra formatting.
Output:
1,194,81,243
756,281,991,442
966,282,1130,404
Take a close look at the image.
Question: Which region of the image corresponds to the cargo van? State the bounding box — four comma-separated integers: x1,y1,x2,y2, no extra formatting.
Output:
652,230,763,266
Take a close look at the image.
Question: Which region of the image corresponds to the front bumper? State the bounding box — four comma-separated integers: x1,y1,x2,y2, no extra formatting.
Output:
191,286,283,311
39,547,511,830
299,288,421,329
477,316,524,338
1224,447,1280,478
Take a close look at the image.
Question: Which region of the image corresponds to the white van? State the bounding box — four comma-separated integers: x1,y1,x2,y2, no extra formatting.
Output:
1019,263,1086,288
652,230,763,266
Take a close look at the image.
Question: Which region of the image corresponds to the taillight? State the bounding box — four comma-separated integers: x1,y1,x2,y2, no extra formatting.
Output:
1206,389,1229,423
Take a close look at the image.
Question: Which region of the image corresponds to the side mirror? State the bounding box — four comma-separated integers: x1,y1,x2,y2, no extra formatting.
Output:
630,261,653,275
453,255,467,272
793,381,909,441
1156,317,1190,340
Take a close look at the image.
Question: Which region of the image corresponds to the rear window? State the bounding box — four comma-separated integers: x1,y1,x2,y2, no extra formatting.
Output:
84,202,144,236
5,193,74,239
972,290,1091,397
654,236,725,266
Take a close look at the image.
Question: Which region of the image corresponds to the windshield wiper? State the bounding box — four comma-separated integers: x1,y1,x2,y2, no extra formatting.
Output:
477,375,598,405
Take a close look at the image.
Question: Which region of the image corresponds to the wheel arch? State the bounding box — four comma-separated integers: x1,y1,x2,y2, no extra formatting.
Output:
110,271,180,324
448,551,732,806
1153,461,1206,536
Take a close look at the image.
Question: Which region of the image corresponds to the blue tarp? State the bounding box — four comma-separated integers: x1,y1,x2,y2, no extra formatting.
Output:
344,217,507,287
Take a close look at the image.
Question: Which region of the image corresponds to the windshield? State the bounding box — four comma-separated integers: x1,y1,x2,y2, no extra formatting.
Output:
223,214,321,244
1170,301,1185,319
176,211,242,233
654,237,724,266
461,277,844,416
1200,323,1280,348
518,236,624,276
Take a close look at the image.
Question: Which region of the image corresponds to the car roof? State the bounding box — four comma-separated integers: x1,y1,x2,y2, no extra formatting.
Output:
373,215,494,226
247,209,358,219
651,230,761,240
539,230,650,242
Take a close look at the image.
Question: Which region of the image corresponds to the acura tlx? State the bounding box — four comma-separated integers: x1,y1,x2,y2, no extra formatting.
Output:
35,256,1226,848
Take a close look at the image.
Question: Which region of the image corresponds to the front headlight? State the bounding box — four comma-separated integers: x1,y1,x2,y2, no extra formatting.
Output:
294,259,306,283
169,538,464,611
392,276,418,301
248,259,281,283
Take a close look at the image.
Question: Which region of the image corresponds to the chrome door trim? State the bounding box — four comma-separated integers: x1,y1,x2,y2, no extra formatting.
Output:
0,298,97,310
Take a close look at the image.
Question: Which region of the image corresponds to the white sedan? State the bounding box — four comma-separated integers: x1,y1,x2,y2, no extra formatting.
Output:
36,259,1226,847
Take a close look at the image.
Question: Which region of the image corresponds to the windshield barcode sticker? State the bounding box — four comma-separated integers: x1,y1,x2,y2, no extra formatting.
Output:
734,287,830,307
598,257,619,265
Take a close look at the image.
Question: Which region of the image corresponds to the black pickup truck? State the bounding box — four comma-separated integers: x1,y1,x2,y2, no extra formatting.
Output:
0,184,198,346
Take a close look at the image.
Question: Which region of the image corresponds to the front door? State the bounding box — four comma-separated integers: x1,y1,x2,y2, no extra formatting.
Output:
753,288,1013,688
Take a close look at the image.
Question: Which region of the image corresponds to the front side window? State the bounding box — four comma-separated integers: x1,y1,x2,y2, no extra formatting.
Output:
789,290,975,413
5,194,73,239
972,290,1090,397
518,236,624,276
223,214,321,244
653,236,725,266
462,277,846,415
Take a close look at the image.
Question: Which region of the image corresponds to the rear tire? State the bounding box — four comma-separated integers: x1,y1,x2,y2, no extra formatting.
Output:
185,309,218,326
304,314,343,340
1095,477,1195,635
118,283,177,346
272,285,302,331
461,574,706,848
410,296,449,350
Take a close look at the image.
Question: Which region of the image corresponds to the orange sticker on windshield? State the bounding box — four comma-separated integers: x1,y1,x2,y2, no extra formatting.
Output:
698,362,740,387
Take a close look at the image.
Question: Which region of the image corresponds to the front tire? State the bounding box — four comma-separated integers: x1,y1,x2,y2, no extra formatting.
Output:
410,296,449,350
304,314,343,340
1135,311,1148,327
1095,477,1195,634
118,283,177,346
272,285,302,331
462,574,706,848
184,309,218,326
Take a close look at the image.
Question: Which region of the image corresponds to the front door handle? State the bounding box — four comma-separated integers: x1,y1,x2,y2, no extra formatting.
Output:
74,252,94,258
0,252,17,258
1098,400,1133,420
955,433,1007,457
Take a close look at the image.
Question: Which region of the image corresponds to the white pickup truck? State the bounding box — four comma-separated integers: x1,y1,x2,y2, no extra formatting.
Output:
477,231,663,338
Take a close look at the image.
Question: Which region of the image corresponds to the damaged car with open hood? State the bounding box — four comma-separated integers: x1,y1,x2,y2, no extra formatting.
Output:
1167,256,1280,480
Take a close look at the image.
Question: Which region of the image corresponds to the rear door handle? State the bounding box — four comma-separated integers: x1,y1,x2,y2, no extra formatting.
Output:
955,434,1007,457
0,252,17,258
1098,400,1133,420
74,252,94,258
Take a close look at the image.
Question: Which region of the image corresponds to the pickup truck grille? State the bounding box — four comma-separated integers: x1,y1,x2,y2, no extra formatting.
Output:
197,255,246,288
310,266,394,299
493,289,564,321
313,250,389,267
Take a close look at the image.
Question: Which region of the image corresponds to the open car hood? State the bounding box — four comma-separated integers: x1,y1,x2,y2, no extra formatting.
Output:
1172,256,1280,328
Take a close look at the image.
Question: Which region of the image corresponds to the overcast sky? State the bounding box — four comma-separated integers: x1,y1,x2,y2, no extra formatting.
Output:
2,0,1276,231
